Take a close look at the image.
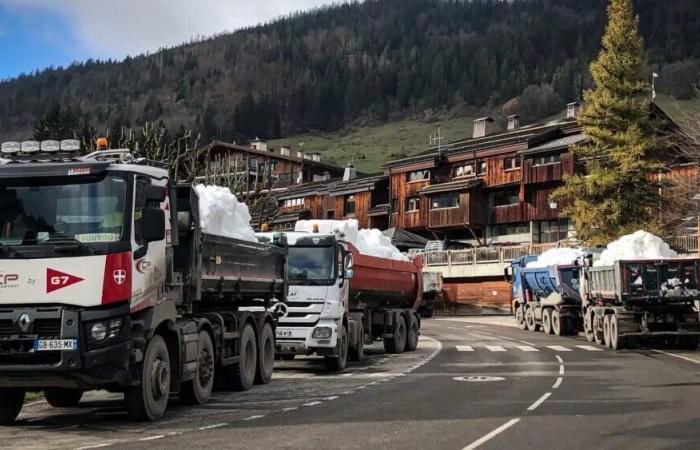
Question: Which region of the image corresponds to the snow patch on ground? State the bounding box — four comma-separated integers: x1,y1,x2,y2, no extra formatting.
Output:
195,184,257,242
594,230,677,267
526,247,584,268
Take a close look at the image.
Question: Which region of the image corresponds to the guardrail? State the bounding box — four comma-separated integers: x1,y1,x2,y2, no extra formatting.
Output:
425,242,558,268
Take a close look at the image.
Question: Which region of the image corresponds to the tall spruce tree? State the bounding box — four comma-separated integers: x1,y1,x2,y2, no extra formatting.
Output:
552,0,662,245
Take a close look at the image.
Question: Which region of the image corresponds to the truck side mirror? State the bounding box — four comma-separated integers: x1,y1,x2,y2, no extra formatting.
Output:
344,269,354,280
344,253,354,270
141,207,166,242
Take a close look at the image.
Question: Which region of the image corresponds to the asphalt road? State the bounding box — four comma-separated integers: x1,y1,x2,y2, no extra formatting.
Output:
4,318,700,449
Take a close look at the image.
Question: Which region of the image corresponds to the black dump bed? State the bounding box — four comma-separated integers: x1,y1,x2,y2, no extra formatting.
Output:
173,185,287,305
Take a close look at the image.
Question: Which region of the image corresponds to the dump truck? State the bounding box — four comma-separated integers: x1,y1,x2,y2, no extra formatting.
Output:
505,256,582,336
258,221,423,372
0,140,286,424
580,254,700,350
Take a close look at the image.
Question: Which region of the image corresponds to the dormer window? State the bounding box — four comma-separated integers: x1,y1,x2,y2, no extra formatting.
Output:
407,169,430,182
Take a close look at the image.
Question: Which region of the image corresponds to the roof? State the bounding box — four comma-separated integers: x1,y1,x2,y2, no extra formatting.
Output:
270,210,311,225
329,174,387,196
517,133,587,156
276,177,339,200
417,179,482,195
383,227,429,248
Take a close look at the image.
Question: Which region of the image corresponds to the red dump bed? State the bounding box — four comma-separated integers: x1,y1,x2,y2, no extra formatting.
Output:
347,243,423,310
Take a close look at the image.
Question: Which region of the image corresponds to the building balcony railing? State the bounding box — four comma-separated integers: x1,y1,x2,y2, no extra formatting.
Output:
424,242,559,268
668,235,698,254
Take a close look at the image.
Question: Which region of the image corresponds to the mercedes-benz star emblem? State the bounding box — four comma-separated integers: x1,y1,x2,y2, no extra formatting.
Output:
17,313,32,333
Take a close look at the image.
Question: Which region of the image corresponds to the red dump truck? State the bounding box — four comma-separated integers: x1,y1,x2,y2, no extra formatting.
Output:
258,224,423,372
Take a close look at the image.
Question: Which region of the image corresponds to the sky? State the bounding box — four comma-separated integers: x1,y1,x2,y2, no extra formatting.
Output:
0,0,339,81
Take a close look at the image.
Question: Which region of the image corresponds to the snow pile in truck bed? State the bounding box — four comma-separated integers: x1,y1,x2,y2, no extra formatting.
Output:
526,247,584,268
194,184,257,242
294,219,408,261
594,230,678,267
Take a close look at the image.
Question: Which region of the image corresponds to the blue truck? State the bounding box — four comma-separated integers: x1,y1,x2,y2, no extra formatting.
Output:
505,256,583,336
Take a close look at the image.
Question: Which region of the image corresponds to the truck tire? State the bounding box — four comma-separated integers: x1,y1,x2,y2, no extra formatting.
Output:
181,331,215,405
384,314,407,354
231,324,258,391
45,388,84,408
609,314,624,350
603,314,612,348
325,324,348,372
405,313,419,352
584,312,595,342
349,323,365,362
0,388,25,425
125,334,171,421
542,309,552,335
515,307,527,330
255,323,275,385
551,310,562,336
525,308,539,332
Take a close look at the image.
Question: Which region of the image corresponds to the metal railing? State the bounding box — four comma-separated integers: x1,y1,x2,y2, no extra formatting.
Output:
668,235,698,254
425,242,559,268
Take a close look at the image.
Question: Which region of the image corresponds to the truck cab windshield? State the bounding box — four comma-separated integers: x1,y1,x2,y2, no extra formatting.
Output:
288,246,336,284
0,174,128,253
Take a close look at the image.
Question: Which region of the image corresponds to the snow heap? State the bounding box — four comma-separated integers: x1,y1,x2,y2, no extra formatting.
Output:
594,230,678,267
194,184,257,242
294,219,408,261
526,247,584,268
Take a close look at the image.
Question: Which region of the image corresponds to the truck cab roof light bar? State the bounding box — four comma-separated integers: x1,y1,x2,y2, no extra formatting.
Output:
21,141,41,153
41,140,61,152
60,139,81,152
1,142,20,154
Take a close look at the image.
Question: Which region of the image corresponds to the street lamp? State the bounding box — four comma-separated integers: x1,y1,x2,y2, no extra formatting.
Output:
693,193,700,256
548,201,558,210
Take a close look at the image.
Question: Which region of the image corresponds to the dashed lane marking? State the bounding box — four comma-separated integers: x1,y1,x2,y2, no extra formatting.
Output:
547,345,572,352
485,345,507,352
456,345,474,352
552,376,563,389
576,345,603,351
527,392,552,411
243,415,266,421
515,345,539,352
197,423,228,430
461,418,521,450
138,435,165,441
302,401,323,406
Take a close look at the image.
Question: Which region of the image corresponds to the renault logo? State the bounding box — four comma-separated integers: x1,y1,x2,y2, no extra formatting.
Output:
17,313,32,333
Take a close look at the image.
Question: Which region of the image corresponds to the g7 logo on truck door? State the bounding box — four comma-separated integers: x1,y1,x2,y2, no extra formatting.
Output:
46,268,84,293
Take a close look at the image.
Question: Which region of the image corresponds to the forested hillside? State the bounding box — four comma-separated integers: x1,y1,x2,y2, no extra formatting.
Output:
1,0,699,142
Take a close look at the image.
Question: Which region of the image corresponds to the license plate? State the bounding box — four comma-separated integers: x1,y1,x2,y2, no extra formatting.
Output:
276,329,294,338
33,339,78,351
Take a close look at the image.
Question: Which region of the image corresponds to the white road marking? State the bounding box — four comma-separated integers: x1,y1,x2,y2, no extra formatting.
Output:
552,377,563,389
576,345,603,351
457,345,475,352
243,415,266,421
461,418,521,450
547,345,572,352
139,435,165,441
76,445,113,450
325,396,339,401
198,423,228,430
281,407,299,412
303,401,322,406
495,335,518,341
559,365,565,375
516,345,539,352
653,349,700,365
486,345,506,352
555,355,564,364
518,340,535,346
527,392,552,411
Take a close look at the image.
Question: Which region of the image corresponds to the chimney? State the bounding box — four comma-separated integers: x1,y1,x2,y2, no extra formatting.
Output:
566,102,581,119
507,115,520,131
472,117,495,139
323,171,330,181
311,153,321,162
297,151,304,159
303,154,312,160
280,146,291,156
342,163,357,181
251,138,268,152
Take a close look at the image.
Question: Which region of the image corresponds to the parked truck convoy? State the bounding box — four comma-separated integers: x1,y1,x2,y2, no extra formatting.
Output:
507,250,700,349
259,221,424,372
0,140,286,424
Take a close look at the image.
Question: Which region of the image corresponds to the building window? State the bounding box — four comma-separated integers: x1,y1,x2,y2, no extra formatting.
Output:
539,219,570,243
407,169,430,182
532,154,561,166
491,222,529,236
283,197,304,208
327,210,335,219
279,173,292,181
406,196,420,212
492,189,520,207
266,161,278,171
454,163,476,178
478,161,487,175
345,195,356,216
431,193,459,209
504,157,521,171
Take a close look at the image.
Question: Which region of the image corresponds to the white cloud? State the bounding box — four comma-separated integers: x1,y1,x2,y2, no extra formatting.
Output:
0,0,340,59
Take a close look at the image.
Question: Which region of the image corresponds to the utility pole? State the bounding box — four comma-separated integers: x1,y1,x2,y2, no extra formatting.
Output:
651,72,659,102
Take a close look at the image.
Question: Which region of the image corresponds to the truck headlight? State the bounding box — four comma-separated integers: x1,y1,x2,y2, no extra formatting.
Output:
312,327,332,339
90,322,107,341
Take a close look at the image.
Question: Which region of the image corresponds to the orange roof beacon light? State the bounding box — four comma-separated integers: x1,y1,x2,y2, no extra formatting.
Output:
312,223,319,233
96,137,109,150
261,223,269,232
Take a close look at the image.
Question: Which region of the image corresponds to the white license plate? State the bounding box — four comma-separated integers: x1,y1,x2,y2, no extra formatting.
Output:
33,339,78,351
276,329,294,338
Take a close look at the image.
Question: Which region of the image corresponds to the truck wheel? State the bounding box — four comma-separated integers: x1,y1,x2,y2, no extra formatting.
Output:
231,324,258,391
325,324,348,372
542,309,552,335
551,310,562,336
181,331,215,405
45,388,84,408
609,314,623,350
405,313,419,352
515,307,527,330
584,312,595,342
0,388,25,425
349,329,365,362
255,323,275,385
384,314,407,354
525,308,539,332
125,334,171,421
603,314,612,348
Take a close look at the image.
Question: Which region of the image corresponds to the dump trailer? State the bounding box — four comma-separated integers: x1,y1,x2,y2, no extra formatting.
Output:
0,141,286,424
259,224,423,372
506,256,582,336
580,256,700,350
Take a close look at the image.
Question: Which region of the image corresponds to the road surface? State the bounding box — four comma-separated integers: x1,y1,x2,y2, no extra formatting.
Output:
3,318,700,449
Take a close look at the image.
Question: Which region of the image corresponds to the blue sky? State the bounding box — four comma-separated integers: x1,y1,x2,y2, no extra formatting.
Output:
0,0,338,81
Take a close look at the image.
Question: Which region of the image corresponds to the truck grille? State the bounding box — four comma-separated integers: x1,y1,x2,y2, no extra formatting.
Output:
35,318,61,337
0,320,12,335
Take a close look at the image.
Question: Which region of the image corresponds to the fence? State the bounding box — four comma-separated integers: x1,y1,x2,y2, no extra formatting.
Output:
668,235,698,254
